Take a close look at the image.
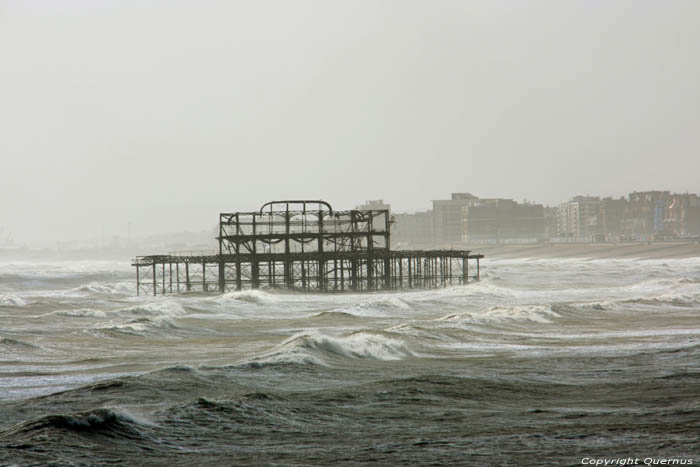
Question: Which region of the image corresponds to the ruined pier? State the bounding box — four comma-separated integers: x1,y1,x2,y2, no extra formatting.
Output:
132,200,483,295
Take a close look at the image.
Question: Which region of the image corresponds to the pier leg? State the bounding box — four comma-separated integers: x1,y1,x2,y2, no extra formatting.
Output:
236,261,242,291
218,260,225,292
186,262,191,292
367,258,373,291
351,259,357,291
284,261,291,289
334,259,338,291
152,263,156,296
301,260,306,291
252,261,260,289
384,257,391,290
340,259,345,291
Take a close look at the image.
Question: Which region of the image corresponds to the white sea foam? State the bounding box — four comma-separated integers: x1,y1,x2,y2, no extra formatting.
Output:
212,290,281,305
40,308,109,318
438,305,560,325
116,301,188,318
69,281,133,296
245,331,414,366
91,316,180,336
0,294,27,307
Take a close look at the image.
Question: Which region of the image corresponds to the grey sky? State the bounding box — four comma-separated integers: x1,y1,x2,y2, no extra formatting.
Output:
1,0,699,244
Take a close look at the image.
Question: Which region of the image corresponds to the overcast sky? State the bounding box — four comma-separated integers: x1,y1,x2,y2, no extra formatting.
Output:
1,0,699,244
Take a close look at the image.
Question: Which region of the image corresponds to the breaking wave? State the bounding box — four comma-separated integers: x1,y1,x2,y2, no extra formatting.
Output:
116,301,188,318
243,331,415,367
212,290,281,305
89,316,180,336
0,293,27,307
69,281,133,296
438,304,561,324
39,308,109,318
0,407,153,440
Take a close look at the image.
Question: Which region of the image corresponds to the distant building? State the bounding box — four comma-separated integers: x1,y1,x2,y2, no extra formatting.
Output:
599,197,627,240
432,193,478,246
543,206,560,238
623,191,670,240
462,199,544,242
392,211,434,248
662,193,700,237
559,196,600,239
357,190,700,246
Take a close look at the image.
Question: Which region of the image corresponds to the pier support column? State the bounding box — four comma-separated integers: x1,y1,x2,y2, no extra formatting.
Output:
350,259,357,291
252,261,260,289
367,258,373,291
333,259,338,291
383,257,391,290
218,260,225,292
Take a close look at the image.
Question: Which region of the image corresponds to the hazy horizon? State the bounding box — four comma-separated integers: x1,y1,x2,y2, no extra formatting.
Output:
2,0,699,243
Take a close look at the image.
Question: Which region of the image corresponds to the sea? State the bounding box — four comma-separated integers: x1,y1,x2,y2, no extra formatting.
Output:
1,257,699,466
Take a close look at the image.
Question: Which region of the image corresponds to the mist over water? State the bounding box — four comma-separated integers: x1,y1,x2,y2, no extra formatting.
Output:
1,257,699,465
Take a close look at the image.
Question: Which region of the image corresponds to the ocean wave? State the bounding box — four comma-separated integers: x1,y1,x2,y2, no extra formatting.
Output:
372,296,412,309
308,310,360,321
330,296,415,318
622,295,700,308
212,290,281,305
69,281,133,296
0,337,39,350
570,301,622,312
242,331,414,367
89,316,180,336
116,300,188,318
39,308,109,318
384,322,457,342
168,393,332,430
0,293,28,307
0,407,153,440
438,304,560,325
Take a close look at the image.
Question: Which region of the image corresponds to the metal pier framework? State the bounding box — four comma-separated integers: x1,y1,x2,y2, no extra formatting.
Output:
132,200,483,295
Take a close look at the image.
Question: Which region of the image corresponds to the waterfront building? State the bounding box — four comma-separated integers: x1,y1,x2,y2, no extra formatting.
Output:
462,199,544,242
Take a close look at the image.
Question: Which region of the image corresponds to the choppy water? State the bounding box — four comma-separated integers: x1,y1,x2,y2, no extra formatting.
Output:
1,258,699,465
